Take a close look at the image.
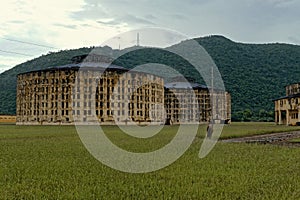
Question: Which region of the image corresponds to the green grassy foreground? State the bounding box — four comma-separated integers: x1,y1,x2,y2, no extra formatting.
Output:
1,123,300,199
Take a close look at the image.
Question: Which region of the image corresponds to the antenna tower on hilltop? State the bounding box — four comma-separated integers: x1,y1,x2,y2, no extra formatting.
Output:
137,33,140,46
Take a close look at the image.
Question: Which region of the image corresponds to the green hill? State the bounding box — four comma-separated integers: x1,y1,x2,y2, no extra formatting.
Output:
197,36,300,121
1,35,300,121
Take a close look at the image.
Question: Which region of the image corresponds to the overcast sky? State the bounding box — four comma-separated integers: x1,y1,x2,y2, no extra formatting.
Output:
1,0,300,73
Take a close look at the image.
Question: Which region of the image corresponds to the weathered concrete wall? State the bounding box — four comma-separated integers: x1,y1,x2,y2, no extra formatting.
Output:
17,67,165,125
164,88,231,125
286,83,300,96
17,67,231,125
275,83,300,126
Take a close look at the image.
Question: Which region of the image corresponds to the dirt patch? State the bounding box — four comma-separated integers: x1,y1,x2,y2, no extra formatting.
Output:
222,131,300,147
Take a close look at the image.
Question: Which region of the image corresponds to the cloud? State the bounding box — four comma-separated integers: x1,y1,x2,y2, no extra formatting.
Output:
0,66,11,73
265,0,297,7
122,15,155,25
97,19,121,26
53,23,78,30
168,14,187,20
97,15,155,27
7,20,25,24
71,2,108,20
144,14,157,20
1,0,300,73
0,37,52,58
72,0,156,27
0,54,30,72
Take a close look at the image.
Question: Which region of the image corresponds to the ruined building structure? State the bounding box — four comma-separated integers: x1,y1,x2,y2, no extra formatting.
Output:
164,82,231,124
274,83,300,126
16,55,231,125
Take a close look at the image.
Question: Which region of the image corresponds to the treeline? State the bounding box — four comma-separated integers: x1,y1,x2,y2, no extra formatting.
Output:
232,109,274,122
1,35,300,121
197,36,300,121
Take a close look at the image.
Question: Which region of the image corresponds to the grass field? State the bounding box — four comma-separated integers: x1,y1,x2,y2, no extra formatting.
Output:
1,123,300,199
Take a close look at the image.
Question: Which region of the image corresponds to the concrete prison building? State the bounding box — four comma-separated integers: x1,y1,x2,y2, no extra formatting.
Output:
274,83,300,126
164,82,231,124
16,55,231,125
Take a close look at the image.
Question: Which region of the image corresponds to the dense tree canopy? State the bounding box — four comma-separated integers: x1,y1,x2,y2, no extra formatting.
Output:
1,35,299,121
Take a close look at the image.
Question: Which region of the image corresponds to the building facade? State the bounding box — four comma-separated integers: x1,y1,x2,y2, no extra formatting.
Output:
274,83,300,126
17,65,164,125
164,82,231,125
16,55,231,125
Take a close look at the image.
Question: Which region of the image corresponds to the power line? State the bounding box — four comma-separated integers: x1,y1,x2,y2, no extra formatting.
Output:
0,49,33,56
1,37,58,49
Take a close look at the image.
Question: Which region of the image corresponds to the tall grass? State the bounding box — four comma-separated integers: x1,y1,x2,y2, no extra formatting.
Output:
1,123,300,199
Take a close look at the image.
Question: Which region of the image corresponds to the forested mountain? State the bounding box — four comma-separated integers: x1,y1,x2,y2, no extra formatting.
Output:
197,36,300,121
1,35,300,121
